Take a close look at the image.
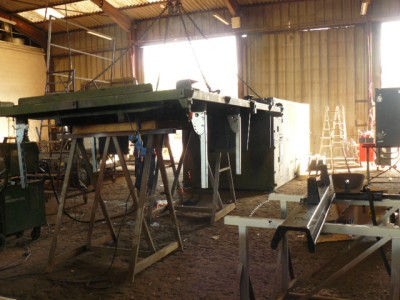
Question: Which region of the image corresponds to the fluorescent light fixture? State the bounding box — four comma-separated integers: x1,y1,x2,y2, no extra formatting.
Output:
213,14,229,26
0,16,16,25
241,34,247,38
360,1,369,15
35,8,65,20
87,30,113,41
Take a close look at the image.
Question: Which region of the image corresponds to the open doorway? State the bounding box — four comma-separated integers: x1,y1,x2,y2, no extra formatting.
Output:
142,35,238,96
142,35,238,160
381,20,400,88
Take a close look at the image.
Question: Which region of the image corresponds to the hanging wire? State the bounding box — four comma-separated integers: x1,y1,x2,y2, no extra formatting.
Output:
155,16,170,91
179,4,262,98
177,3,214,93
80,4,170,91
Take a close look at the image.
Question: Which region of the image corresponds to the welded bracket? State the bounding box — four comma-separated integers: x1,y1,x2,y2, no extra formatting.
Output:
227,114,241,175
16,121,29,188
190,111,208,188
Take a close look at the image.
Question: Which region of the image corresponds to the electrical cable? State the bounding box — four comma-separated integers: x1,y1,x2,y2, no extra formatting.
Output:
0,247,31,272
48,190,133,289
39,160,135,224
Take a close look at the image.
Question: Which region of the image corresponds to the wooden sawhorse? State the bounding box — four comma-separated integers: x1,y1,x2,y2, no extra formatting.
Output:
47,127,183,282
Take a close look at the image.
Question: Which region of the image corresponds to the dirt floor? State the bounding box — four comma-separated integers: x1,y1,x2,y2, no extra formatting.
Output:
0,165,399,299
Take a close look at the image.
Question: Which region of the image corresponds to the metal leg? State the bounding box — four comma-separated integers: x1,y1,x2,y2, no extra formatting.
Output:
238,225,249,300
302,236,391,299
391,238,400,300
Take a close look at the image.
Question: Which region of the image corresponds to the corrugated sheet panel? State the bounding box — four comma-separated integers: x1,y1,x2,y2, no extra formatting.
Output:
241,25,368,153
50,25,132,91
135,10,232,43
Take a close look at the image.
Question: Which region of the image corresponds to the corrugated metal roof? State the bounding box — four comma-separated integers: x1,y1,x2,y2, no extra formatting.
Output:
1,0,285,30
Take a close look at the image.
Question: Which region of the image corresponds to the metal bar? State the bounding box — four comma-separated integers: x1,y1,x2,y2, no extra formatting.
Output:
271,184,334,252
50,72,110,84
200,112,208,188
391,238,400,300
301,237,391,299
51,43,113,61
238,225,250,300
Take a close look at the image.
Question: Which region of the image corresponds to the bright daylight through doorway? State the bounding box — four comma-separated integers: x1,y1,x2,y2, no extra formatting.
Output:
142,35,238,97
142,35,238,160
381,20,400,88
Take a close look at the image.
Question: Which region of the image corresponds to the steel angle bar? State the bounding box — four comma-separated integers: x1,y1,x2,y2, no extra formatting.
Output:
271,184,334,252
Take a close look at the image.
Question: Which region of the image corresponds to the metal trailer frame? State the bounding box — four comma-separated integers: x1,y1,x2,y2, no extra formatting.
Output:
0,84,283,280
225,193,400,300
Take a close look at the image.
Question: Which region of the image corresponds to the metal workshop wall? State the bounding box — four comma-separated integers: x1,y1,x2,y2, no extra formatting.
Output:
50,25,133,91
240,25,368,153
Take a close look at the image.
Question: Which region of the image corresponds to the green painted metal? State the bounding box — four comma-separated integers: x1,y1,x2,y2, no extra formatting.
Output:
0,180,46,236
0,84,282,123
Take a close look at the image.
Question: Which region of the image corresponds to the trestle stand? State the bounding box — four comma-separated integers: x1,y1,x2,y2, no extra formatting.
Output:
47,130,183,283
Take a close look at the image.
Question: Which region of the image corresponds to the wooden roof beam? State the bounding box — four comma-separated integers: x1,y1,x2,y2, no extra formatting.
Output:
90,0,131,33
223,0,240,17
0,11,46,48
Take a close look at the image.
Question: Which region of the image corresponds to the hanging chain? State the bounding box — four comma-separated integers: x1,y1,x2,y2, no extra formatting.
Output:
177,3,215,93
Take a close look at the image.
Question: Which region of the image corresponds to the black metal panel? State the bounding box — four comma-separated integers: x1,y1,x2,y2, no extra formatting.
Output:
375,87,400,147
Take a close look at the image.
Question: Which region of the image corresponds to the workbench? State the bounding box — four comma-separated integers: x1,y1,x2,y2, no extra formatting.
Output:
225,192,400,299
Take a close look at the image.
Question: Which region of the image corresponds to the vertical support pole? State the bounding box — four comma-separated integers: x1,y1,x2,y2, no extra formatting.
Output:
391,237,400,300
239,225,249,300
280,200,290,291
190,111,208,188
200,113,208,189
228,114,242,175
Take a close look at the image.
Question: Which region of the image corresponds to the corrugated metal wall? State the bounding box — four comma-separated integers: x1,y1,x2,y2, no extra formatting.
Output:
50,25,132,91
49,0,400,153
241,25,368,152
133,0,371,153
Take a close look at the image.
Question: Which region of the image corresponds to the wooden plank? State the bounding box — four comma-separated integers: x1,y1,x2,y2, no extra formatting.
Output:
134,242,179,275
72,121,182,135
174,206,213,213
214,203,236,223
